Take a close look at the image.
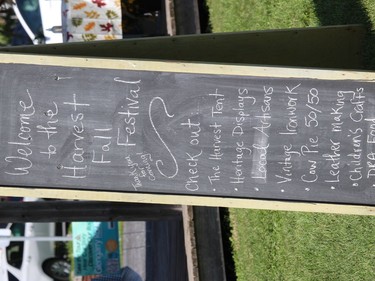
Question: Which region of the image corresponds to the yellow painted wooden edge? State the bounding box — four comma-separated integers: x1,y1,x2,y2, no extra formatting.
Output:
0,187,374,216
1,53,375,216
1,53,375,81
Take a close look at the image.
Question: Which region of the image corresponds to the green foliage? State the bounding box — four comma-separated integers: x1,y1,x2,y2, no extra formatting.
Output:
0,27,9,45
0,15,12,46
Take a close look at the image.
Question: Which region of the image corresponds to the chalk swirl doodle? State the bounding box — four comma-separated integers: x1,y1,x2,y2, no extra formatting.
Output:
148,97,179,178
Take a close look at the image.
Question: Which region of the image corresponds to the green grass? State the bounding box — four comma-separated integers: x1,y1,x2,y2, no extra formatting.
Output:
207,0,319,32
230,209,375,281
207,0,375,32
206,1,375,280
207,0,375,69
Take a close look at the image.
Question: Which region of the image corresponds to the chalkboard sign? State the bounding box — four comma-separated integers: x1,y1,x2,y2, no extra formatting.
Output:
1,54,375,214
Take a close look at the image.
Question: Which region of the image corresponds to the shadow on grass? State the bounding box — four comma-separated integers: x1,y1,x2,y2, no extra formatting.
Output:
313,0,375,69
314,0,371,27
220,208,236,281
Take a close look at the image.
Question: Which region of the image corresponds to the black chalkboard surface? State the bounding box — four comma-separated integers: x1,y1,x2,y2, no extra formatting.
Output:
1,55,375,209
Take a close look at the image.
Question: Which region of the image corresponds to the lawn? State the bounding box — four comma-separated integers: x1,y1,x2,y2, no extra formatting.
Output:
230,209,375,281
207,0,375,69
206,1,375,280
207,0,375,33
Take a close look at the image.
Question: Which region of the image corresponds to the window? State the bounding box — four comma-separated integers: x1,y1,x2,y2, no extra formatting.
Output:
6,242,24,269
6,223,25,269
8,271,19,281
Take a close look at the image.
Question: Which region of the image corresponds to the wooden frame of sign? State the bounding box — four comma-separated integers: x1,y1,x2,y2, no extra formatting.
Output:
1,26,365,69
1,53,375,216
